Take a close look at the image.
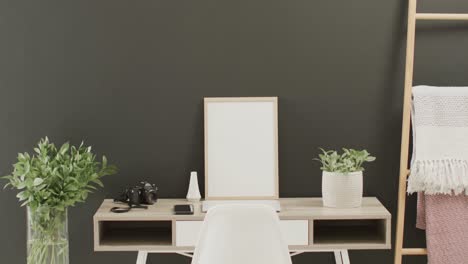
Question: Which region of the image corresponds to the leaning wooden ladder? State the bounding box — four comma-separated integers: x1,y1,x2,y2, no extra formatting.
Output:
394,1,468,263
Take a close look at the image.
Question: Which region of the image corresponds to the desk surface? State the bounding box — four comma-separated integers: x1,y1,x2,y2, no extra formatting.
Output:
95,197,390,221
94,197,391,252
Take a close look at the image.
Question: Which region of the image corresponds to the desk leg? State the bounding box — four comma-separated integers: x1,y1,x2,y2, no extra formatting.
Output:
333,250,350,264
136,251,148,264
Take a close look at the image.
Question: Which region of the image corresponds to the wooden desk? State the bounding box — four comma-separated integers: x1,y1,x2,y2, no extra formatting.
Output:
94,197,391,264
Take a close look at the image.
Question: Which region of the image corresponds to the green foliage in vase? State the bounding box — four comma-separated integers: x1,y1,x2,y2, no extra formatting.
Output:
3,137,117,211
315,148,376,173
2,137,117,264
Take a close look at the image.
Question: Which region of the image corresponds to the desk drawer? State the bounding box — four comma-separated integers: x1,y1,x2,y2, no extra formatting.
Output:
280,220,309,246
175,221,204,247
175,220,309,247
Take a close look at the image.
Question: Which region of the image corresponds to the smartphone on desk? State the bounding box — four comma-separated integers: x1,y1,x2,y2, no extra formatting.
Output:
174,204,194,215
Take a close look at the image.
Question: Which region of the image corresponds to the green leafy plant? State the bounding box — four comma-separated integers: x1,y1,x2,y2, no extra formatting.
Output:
315,148,376,173
2,137,117,264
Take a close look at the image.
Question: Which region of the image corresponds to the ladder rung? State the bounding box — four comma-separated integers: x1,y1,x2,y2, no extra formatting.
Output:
401,248,428,255
416,13,468,21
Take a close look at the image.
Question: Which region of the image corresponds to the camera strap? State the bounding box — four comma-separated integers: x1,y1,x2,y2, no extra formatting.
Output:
110,204,148,213
110,207,131,213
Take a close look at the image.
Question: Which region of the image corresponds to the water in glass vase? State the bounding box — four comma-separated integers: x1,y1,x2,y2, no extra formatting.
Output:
27,207,69,264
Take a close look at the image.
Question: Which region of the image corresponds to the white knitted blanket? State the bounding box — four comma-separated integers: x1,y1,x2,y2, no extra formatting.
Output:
408,86,468,195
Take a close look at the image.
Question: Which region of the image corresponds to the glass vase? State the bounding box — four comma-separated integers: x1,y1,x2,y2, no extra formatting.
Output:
27,206,69,264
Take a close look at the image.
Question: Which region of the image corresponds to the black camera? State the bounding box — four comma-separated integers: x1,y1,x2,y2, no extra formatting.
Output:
115,182,158,206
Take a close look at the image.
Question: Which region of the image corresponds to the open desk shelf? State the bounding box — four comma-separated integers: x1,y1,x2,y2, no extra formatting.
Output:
313,219,388,248
98,221,173,248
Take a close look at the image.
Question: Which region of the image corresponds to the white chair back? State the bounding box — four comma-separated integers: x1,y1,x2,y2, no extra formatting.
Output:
191,204,293,264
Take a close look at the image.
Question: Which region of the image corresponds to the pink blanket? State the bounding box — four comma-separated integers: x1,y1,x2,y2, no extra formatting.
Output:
416,193,468,264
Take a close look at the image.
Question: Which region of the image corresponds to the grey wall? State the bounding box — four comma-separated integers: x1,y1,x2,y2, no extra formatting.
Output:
1,0,468,263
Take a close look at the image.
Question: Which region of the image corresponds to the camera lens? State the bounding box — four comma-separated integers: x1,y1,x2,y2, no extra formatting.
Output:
148,193,157,204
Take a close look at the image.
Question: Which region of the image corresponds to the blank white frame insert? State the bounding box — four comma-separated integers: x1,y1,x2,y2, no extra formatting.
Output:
204,97,279,200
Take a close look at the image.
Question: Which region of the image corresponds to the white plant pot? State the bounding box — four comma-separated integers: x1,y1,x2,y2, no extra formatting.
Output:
322,171,363,208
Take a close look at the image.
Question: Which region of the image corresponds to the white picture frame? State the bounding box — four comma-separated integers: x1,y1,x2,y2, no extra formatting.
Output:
204,97,279,200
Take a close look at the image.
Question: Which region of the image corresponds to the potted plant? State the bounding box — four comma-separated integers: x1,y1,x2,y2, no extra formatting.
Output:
2,137,117,264
315,148,375,208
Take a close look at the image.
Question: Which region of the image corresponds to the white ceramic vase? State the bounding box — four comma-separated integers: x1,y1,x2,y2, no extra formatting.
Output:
322,171,363,208
186,171,202,202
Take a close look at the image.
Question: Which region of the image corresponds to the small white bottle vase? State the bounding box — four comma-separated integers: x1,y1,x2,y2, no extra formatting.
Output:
186,171,202,202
